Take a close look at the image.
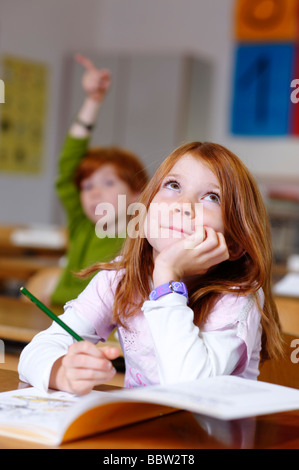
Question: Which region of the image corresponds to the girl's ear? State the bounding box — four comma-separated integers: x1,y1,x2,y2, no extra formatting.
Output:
228,242,245,261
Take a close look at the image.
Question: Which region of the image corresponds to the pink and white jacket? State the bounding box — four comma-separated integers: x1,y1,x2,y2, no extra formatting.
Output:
18,268,263,392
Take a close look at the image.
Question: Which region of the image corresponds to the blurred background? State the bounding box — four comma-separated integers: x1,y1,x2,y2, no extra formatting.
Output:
0,0,299,380
0,0,299,266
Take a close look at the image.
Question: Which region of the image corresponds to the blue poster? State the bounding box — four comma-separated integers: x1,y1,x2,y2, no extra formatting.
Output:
231,44,294,136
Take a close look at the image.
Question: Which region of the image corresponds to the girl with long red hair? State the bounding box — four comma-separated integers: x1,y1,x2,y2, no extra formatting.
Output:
19,142,283,395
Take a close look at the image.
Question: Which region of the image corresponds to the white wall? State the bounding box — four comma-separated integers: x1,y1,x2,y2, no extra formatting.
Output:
0,0,298,225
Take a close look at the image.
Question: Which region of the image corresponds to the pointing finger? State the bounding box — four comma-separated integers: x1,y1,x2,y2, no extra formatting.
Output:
75,53,96,70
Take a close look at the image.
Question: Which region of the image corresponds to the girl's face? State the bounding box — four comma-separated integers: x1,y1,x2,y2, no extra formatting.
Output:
80,164,137,225
144,153,225,258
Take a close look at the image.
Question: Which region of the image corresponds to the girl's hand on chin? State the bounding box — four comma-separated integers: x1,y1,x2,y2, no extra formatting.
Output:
153,226,229,286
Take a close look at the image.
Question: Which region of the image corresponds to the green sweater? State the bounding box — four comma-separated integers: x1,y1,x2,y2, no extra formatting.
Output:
50,136,124,305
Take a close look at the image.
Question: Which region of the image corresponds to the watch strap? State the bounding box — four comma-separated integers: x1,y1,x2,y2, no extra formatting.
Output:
75,117,94,131
149,281,188,303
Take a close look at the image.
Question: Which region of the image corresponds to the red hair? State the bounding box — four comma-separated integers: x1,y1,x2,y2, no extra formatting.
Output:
81,142,283,360
74,146,148,194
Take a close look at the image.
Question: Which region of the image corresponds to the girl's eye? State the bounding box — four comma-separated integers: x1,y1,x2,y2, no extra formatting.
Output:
81,181,93,191
104,179,115,187
81,179,116,190
164,180,180,191
204,192,221,204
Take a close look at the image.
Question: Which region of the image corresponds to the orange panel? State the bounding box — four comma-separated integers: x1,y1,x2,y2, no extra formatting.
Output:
235,0,299,41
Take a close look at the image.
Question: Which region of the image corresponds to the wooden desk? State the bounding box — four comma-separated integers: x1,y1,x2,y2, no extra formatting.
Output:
0,369,298,449
0,296,61,343
0,224,67,284
275,295,299,336
0,224,67,258
0,256,62,282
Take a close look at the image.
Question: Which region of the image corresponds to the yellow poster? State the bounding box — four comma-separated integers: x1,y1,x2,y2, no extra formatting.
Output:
0,55,48,173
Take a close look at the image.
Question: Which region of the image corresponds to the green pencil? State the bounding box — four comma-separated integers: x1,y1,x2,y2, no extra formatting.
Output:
20,286,83,342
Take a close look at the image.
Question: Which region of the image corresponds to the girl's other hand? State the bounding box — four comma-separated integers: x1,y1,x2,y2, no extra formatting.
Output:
50,341,120,395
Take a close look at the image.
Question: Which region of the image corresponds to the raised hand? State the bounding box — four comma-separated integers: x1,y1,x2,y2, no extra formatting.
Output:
75,54,111,102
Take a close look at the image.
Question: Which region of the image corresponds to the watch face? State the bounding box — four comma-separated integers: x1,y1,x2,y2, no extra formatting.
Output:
170,281,184,293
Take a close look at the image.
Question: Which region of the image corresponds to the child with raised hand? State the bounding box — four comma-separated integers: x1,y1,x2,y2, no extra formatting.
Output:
49,54,148,306
19,141,283,395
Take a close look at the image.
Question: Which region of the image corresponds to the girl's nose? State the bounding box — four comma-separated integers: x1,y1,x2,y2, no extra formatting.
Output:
173,202,195,218
91,185,102,197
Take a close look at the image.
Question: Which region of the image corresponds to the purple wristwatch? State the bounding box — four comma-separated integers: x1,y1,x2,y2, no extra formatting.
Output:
149,281,189,303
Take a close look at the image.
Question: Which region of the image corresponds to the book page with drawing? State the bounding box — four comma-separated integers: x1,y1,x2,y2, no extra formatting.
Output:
0,376,299,445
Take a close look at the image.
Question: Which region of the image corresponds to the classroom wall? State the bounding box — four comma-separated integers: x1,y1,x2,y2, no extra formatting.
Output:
0,0,298,226
0,0,100,225
95,0,299,177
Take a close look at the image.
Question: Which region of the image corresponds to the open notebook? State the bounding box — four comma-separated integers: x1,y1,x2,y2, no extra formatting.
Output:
0,376,299,445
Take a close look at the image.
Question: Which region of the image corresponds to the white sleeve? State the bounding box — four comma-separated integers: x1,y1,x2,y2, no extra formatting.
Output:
142,293,246,385
18,307,99,392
